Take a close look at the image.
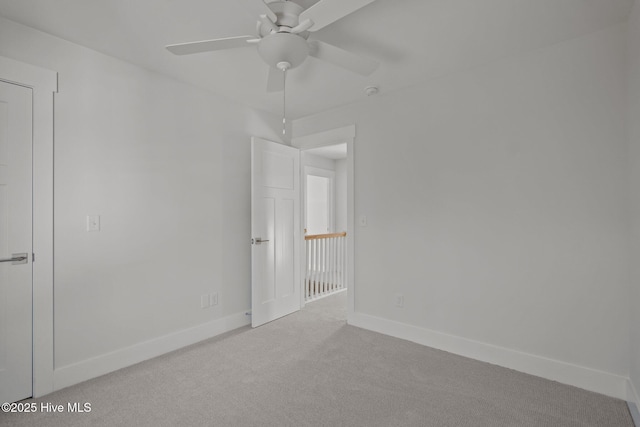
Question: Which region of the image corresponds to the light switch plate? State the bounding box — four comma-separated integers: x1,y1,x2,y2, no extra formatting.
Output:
201,295,210,309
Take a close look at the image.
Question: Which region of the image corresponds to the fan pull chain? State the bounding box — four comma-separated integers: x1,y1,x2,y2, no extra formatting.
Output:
282,68,287,136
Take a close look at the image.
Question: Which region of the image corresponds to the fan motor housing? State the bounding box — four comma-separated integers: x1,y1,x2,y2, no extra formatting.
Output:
259,0,305,36
258,32,309,70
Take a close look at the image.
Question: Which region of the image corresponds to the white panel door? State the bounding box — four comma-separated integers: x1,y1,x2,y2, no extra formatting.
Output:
0,80,33,403
251,138,300,327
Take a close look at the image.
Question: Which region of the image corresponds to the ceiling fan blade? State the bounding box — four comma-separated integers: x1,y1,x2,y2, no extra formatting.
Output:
267,67,285,92
291,19,314,34
309,40,379,76
246,0,277,23
166,36,257,55
299,0,377,32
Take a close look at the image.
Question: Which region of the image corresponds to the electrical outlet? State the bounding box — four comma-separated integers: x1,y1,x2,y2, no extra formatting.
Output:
210,292,218,306
201,295,210,309
395,294,404,308
86,215,100,232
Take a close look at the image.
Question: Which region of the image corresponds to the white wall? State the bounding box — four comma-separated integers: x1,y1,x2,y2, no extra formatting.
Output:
306,174,331,234
294,24,630,392
335,159,347,232
0,17,281,380
628,1,640,406
302,152,335,234
301,153,347,233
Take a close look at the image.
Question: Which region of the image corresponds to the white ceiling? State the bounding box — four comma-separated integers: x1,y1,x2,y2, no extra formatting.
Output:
0,0,634,119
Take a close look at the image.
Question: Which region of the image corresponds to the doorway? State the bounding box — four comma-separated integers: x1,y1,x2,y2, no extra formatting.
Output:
250,125,355,326
292,125,355,318
301,145,347,305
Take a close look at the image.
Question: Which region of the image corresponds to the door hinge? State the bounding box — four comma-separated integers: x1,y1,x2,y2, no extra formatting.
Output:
32,253,35,262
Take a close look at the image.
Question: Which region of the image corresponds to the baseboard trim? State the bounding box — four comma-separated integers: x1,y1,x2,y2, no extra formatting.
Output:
628,402,640,427
305,288,347,305
53,310,250,391
349,312,629,400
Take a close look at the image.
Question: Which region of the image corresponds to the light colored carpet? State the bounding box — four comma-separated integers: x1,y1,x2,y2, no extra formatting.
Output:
1,291,634,426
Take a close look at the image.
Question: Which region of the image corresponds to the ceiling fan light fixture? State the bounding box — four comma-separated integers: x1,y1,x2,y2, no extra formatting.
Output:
258,33,309,70
166,0,382,98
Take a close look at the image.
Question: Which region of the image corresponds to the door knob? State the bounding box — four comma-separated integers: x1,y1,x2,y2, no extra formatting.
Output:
252,238,270,245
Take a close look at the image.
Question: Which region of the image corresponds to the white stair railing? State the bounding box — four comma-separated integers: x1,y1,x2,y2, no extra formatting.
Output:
304,232,347,302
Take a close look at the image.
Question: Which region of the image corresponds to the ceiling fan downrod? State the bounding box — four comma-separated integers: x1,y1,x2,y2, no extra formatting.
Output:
279,61,290,136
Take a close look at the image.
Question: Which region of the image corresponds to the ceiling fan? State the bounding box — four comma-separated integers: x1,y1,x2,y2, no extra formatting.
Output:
165,0,380,93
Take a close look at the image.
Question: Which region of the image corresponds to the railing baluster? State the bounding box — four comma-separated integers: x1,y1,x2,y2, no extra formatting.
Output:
310,239,314,300
309,238,312,299
321,238,326,295
304,240,311,301
331,237,336,292
339,235,343,290
321,239,324,296
339,236,342,290
331,237,334,292
336,236,340,291
303,232,347,301
327,237,332,293
328,237,333,293
339,236,343,290
308,239,312,301
336,237,339,292
313,240,320,298
340,237,347,288
330,237,334,292
338,237,342,289
324,238,329,294
312,239,316,297
325,238,330,294
338,237,341,290
341,235,344,290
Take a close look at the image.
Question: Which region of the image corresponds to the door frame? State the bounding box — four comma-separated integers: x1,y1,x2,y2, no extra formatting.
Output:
0,55,57,398
292,125,355,320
